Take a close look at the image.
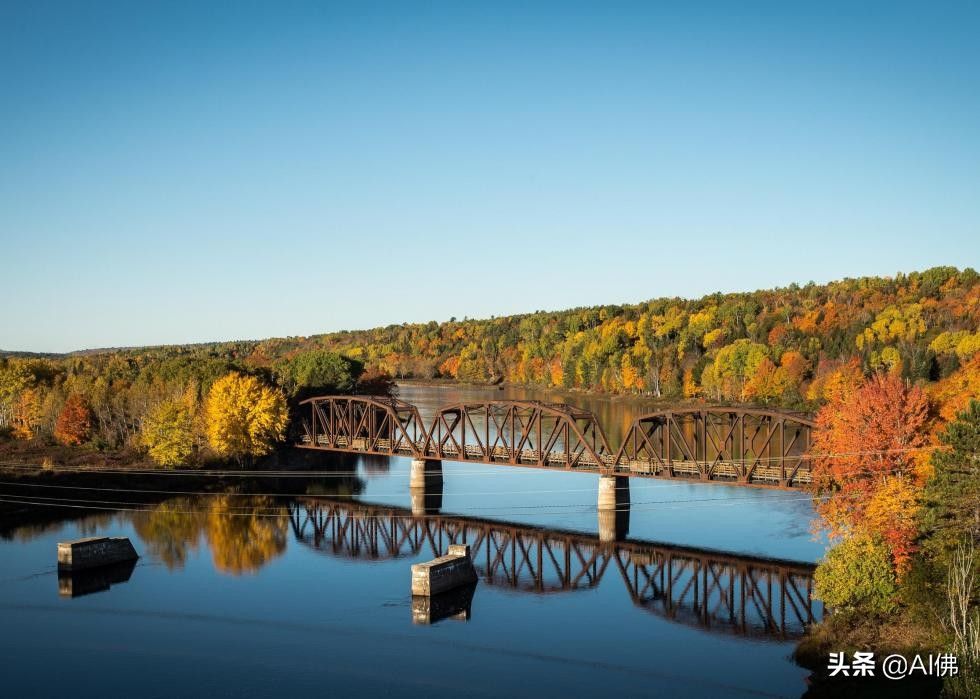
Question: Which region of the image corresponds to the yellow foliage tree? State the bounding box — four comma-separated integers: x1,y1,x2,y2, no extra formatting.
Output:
931,354,980,424
141,398,195,467
621,353,641,392
862,475,920,572
955,332,980,359
711,340,769,401
743,357,790,404
548,358,563,387
855,303,926,350
205,373,288,465
821,358,864,404
682,367,699,398
12,388,41,440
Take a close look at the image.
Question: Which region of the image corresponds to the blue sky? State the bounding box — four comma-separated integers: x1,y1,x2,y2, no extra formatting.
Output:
1,1,978,353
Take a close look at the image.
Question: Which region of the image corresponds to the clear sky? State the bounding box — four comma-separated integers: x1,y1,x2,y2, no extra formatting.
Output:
1,1,978,353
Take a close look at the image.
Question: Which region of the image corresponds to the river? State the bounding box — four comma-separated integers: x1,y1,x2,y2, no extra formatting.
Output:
0,384,827,698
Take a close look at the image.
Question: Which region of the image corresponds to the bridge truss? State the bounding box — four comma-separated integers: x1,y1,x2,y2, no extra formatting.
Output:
615,408,815,487
299,396,816,489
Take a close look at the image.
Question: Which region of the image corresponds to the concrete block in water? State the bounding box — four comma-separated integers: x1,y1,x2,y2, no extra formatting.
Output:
411,544,478,596
57,537,139,571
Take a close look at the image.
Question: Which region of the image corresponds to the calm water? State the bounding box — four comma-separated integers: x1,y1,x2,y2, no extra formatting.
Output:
0,385,827,698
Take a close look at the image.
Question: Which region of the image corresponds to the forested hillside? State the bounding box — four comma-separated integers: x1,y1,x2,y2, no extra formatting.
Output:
2,266,979,457
270,266,979,408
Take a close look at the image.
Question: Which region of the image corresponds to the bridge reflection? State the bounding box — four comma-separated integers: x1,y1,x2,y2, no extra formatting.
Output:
288,498,820,639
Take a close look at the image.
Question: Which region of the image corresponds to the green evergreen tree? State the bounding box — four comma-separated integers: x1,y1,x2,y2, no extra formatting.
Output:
921,400,980,556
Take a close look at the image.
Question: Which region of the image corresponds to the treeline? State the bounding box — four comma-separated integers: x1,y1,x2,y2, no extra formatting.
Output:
0,350,376,466
253,265,980,410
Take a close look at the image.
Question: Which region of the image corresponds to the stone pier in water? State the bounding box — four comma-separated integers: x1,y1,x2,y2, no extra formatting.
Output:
57,537,139,571
411,543,478,596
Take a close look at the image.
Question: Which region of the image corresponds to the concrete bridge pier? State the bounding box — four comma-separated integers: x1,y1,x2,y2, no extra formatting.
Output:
597,475,630,510
410,459,444,515
597,475,630,542
410,459,443,489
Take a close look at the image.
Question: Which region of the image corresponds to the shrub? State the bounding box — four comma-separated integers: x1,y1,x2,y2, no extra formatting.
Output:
814,533,899,615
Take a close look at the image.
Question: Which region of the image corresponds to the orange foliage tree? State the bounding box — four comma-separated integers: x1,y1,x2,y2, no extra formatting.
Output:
54,394,94,446
810,372,930,572
931,354,980,424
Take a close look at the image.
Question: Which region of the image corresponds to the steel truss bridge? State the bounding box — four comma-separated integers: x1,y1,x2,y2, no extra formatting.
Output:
288,498,820,639
297,396,816,488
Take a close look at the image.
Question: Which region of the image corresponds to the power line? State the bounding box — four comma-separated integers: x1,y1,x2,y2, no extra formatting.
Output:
0,488,823,511
0,478,817,500
0,495,824,518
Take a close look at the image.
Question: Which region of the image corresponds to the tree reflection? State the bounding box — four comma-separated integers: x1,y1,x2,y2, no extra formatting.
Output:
130,497,205,570
3,493,289,576
204,496,287,575
131,495,287,575
3,512,116,543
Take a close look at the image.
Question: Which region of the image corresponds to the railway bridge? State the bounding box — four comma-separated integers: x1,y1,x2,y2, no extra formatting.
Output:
297,396,816,522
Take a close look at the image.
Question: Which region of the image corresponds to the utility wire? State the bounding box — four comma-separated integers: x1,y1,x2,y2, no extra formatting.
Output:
0,488,824,511
0,488,847,518
0,478,819,499
0,495,826,518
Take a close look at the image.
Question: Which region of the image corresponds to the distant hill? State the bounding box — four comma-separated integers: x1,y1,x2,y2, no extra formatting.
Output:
9,266,975,411
0,350,64,359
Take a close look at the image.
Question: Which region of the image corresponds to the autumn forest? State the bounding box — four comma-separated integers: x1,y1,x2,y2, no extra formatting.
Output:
2,266,980,460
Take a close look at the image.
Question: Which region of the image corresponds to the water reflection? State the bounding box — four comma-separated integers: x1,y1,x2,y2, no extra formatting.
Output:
412,583,476,625
3,487,819,640
58,558,137,598
291,498,820,640
131,495,288,575
130,497,204,569
206,496,288,575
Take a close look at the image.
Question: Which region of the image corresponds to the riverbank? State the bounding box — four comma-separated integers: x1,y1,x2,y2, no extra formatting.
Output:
0,438,157,471
794,612,946,698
